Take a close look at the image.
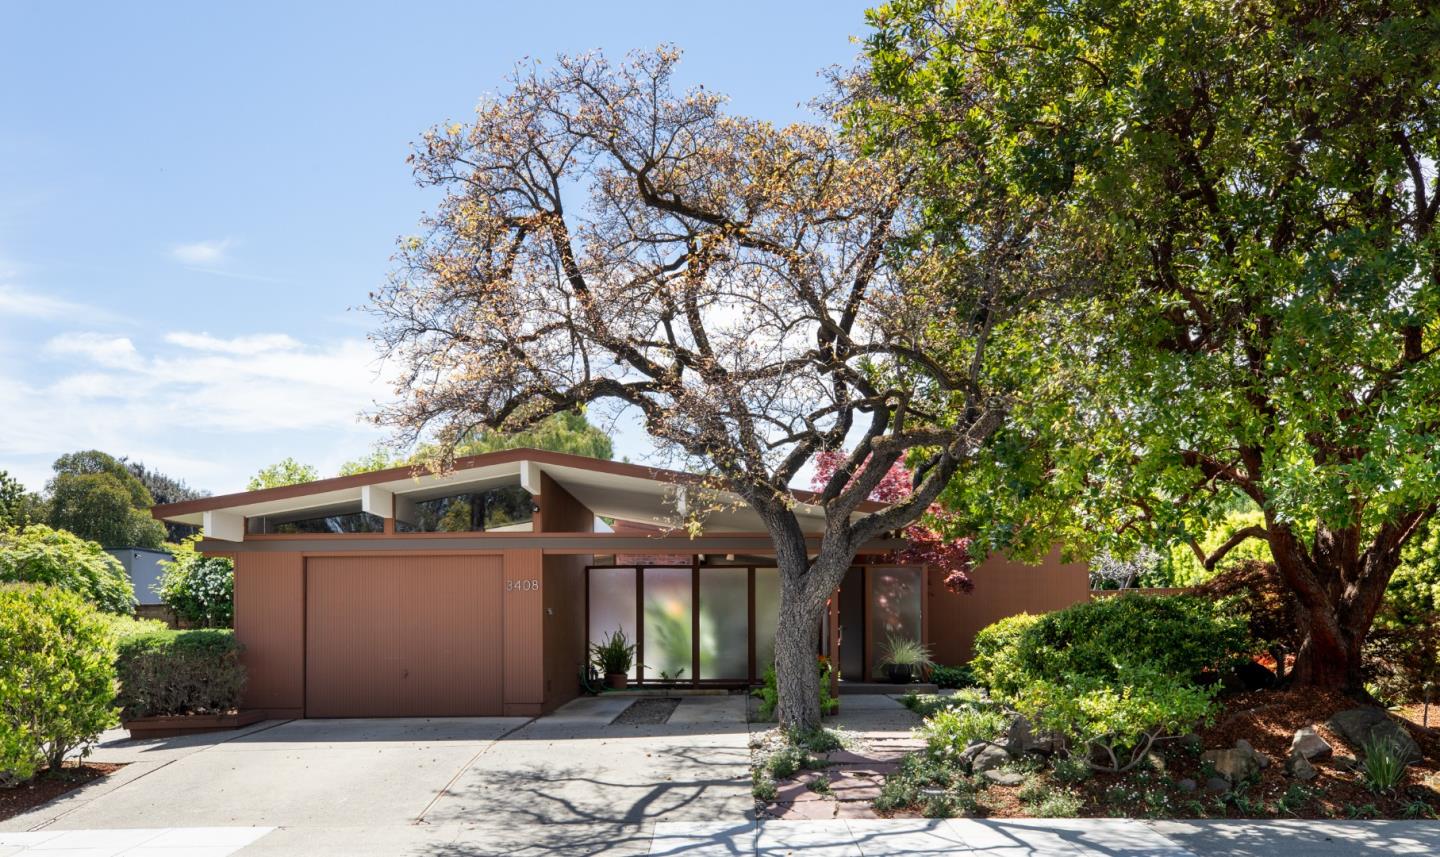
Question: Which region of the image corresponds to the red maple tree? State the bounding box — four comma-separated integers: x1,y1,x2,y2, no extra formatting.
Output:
812,451,974,594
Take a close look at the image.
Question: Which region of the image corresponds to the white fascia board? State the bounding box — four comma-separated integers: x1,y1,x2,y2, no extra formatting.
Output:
360,485,394,519
203,510,245,542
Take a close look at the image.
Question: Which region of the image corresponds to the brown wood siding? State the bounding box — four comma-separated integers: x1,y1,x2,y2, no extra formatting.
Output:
924,547,1090,666
537,472,594,532
542,552,587,712
233,552,304,716
304,555,503,717
503,549,545,711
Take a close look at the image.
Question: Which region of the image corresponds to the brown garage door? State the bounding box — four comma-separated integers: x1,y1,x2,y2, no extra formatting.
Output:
305,555,504,717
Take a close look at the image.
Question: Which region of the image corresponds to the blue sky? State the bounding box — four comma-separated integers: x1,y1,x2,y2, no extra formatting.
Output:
0,1,874,495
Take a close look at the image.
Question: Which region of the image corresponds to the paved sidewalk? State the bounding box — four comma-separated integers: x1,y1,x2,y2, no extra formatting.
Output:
647,818,1440,856
0,827,271,856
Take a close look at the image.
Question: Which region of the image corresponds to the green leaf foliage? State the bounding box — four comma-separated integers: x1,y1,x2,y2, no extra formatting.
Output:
861,0,1440,684
114,629,245,719
0,583,119,781
246,458,319,491
0,470,45,530
0,525,135,614
968,612,1041,697
46,451,168,549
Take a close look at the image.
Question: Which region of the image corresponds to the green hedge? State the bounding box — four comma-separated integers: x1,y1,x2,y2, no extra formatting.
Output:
115,629,245,719
1,584,118,783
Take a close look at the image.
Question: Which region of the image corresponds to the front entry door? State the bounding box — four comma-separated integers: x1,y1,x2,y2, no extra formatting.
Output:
837,567,866,681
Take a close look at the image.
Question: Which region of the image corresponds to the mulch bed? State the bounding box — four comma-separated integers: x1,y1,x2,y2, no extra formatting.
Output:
870,689,1440,820
0,762,122,822
613,697,681,725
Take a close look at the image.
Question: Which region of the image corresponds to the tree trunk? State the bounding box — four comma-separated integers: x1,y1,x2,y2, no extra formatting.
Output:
1268,522,1397,694
773,585,823,731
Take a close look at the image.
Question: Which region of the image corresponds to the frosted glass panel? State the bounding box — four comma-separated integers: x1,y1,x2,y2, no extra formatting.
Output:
754,568,780,675
869,567,923,678
588,567,638,679
642,568,693,681
698,568,748,680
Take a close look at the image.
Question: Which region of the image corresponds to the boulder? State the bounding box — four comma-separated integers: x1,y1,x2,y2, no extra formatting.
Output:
970,744,1011,774
1177,778,1198,793
1285,750,1317,781
1327,708,1423,765
1332,755,1359,772
1204,776,1231,795
1002,713,1065,756
1202,745,1261,784
983,769,1026,786
1290,727,1333,762
1235,739,1271,770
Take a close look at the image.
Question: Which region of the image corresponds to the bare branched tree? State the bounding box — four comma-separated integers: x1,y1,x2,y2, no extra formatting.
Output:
371,47,1067,730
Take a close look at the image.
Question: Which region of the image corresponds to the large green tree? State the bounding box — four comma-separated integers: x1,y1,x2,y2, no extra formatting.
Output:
46,451,166,549
246,458,320,491
0,471,45,530
865,0,1440,690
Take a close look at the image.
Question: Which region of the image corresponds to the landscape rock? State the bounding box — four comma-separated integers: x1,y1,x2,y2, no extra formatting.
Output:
1285,751,1317,781
1202,745,1261,783
1327,708,1423,765
1332,755,1359,772
1002,713,1065,756
970,744,1012,774
1290,727,1333,762
1177,778,1198,793
1204,776,1231,794
1143,752,1167,774
983,770,1026,786
1236,740,1272,770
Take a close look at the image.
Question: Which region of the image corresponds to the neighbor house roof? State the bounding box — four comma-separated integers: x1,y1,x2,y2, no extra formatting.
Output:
151,447,872,539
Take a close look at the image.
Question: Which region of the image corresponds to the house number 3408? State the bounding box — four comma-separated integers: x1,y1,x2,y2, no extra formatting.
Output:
506,579,540,592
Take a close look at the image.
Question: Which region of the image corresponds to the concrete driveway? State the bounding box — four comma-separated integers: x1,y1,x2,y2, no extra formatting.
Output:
0,696,753,856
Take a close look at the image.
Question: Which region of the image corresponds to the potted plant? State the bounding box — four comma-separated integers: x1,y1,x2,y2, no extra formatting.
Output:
591,627,636,690
877,634,934,684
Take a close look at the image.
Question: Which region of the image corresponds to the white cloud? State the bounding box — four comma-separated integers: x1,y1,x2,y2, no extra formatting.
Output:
44,332,141,369
170,238,233,266
0,282,99,320
0,329,395,493
164,331,302,355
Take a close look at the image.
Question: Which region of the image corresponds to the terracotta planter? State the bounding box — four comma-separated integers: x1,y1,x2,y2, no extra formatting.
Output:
123,710,265,740
605,672,629,690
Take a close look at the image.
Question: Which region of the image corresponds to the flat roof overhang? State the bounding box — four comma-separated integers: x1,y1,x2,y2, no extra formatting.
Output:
155,447,883,542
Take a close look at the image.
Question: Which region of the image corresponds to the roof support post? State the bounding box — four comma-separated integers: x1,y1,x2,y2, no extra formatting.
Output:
519,460,543,495
203,510,245,542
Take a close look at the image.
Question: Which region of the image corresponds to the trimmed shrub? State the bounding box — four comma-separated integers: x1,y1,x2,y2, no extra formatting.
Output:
115,630,245,719
1010,664,1219,773
930,663,974,689
0,584,119,783
1000,594,1251,690
0,525,135,614
156,539,234,627
969,612,1041,695
98,613,170,644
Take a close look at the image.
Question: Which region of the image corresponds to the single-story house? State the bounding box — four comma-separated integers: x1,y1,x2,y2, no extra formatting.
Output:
151,448,1087,718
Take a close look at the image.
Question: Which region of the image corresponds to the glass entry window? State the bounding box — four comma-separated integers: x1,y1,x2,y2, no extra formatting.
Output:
587,564,755,684
867,567,924,678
